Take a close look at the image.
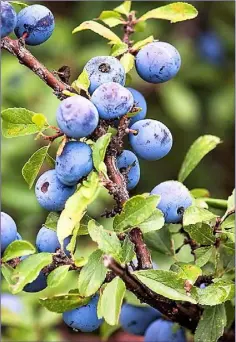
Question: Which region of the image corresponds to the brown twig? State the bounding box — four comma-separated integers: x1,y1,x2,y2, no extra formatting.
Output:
129,228,153,270
1,37,74,99
103,255,201,332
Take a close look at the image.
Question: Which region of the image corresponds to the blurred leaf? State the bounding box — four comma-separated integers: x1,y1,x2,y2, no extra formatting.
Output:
39,294,90,313
1,263,15,286
184,223,216,245
11,1,28,10
191,188,210,198
1,108,46,138
47,265,70,288
134,270,197,303
100,277,126,325
45,211,93,236
78,249,107,297
98,11,123,27
113,195,160,233
227,189,235,210
92,133,112,177
183,206,217,227
72,21,122,43
178,135,221,182
139,2,198,23
195,246,215,267
114,1,131,16
72,68,90,93
32,113,48,130
202,198,227,210
10,253,52,294
197,280,234,305
100,321,120,341
121,236,135,264
134,21,147,32
138,209,165,234
160,81,201,129
111,42,128,57
88,220,122,262
194,304,226,342
125,73,132,86
170,263,202,283
22,145,50,189
57,172,100,249
120,52,135,73
1,307,28,327
132,36,154,51
144,225,174,256
2,240,36,262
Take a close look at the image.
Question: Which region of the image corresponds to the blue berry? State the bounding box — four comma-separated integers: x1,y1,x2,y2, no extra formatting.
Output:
129,119,172,161
200,283,206,289
135,42,181,83
198,31,224,65
1,293,24,314
36,227,71,255
1,1,17,38
84,56,126,94
116,150,140,190
23,271,47,293
1,212,17,253
56,142,93,186
35,169,76,212
14,4,55,45
127,88,147,126
91,82,134,120
120,303,161,336
150,181,192,223
63,295,103,332
56,95,99,139
144,319,186,342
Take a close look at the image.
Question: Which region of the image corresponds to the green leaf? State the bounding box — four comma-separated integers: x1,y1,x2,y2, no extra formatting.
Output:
120,53,135,73
111,42,129,57
45,153,55,168
113,195,160,233
200,198,227,210
1,264,15,286
170,263,202,284
197,280,234,305
100,321,120,341
183,206,217,227
22,145,50,189
92,133,112,176
121,236,135,264
221,214,235,243
32,114,48,130
132,36,154,51
134,21,147,32
138,209,165,234
10,253,52,294
98,11,123,27
139,2,198,23
2,240,36,262
195,246,215,267
184,223,216,245
11,1,28,8
72,68,90,93
47,265,70,288
134,270,197,304
144,225,174,256
78,250,107,297
44,211,92,236
72,21,122,43
39,294,90,313
194,304,227,342
100,277,126,325
88,220,122,262
227,189,235,210
57,172,100,249
190,188,210,198
178,135,221,182
1,108,47,138
114,1,131,16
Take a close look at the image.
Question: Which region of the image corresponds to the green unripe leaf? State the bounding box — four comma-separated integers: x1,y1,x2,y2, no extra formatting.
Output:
2,240,36,262
98,11,123,27
132,36,154,51
111,42,128,57
32,113,48,130
170,263,202,284
39,294,90,313
92,133,112,177
114,1,131,16
47,265,70,288
72,69,90,94
120,52,135,73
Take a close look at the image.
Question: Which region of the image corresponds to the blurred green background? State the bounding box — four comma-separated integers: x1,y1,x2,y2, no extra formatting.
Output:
1,1,235,341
